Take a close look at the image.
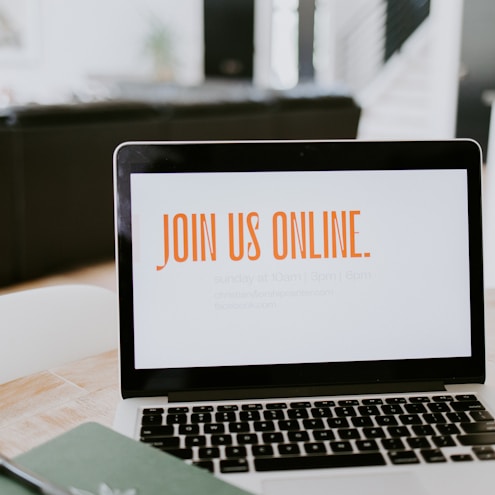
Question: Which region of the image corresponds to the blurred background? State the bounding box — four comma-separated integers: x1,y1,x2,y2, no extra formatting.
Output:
1,0,494,289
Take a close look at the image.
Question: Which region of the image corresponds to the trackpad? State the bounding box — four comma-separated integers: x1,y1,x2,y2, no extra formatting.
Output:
263,471,430,495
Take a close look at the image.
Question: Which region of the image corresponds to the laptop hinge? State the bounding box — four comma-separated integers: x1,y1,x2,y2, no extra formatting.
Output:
168,381,447,402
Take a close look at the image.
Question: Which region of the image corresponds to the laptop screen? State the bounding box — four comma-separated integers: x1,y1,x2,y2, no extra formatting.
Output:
114,140,485,397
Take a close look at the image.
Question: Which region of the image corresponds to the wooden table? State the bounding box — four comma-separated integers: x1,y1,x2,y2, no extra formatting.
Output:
2,290,495,458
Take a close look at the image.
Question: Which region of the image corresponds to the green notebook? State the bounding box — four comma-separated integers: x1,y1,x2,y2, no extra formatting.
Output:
1,422,252,495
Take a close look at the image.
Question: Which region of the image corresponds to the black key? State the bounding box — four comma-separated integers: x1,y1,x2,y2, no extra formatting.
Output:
193,461,214,472
338,399,359,406
328,418,349,428
304,442,326,455
405,403,427,414
313,430,335,441
423,413,446,424
456,394,477,401
432,395,454,402
471,410,494,421
388,426,410,437
288,409,309,419
278,443,300,456
451,401,485,412
198,447,220,459
263,432,284,443
311,408,332,418
266,402,287,409
179,424,199,435
427,402,450,413
168,407,189,413
166,413,187,425
279,420,300,431
412,425,435,436
288,431,310,442
437,424,460,435
229,422,251,433
352,416,373,427
451,454,473,462
255,453,386,472
185,436,206,447
472,446,495,460
226,446,247,458
447,412,469,423
193,405,214,412
191,413,212,423
220,459,249,473
216,411,236,422
291,401,311,408
382,438,405,451
238,433,259,444
204,423,225,434
252,445,274,457
432,435,456,447
330,441,353,453
140,425,173,438
421,449,447,463
399,414,422,425
407,437,431,449
362,399,383,405
254,421,275,432
363,427,385,439
240,410,260,421
335,406,356,417
314,400,335,407
143,408,164,415
358,405,380,416
242,403,262,410
386,397,406,404
211,434,233,446
303,419,324,429
142,414,163,426
389,450,420,465
382,404,404,415
376,416,398,427
162,448,193,459
338,428,360,440
409,396,431,403
264,409,285,420
356,440,379,451
458,433,495,446
461,422,495,433
218,405,239,411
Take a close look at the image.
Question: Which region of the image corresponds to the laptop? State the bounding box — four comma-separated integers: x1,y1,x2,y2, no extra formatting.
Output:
113,140,495,494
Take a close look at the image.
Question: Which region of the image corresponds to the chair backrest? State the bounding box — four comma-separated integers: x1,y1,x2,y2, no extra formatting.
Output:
0,284,118,384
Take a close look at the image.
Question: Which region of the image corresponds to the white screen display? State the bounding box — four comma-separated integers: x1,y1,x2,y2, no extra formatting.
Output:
130,169,472,369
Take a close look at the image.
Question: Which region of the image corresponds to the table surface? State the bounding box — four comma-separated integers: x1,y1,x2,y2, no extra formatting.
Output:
2,290,495,458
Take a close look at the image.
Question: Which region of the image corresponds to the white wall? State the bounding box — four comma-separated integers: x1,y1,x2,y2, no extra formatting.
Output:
0,0,203,104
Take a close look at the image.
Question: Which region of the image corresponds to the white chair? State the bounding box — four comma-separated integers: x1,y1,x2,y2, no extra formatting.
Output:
0,284,118,384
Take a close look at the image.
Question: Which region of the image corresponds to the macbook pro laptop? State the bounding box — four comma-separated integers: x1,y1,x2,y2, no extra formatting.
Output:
113,140,495,494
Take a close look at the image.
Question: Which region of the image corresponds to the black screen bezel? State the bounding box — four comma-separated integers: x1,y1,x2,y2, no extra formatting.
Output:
114,140,485,398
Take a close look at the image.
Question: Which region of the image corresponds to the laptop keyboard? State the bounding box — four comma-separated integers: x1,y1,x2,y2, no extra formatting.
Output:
138,393,495,474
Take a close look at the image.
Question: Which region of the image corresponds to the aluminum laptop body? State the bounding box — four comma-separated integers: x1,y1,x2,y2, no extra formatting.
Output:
113,140,495,494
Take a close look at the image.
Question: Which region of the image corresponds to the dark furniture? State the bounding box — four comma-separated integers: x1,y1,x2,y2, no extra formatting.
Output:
0,84,360,287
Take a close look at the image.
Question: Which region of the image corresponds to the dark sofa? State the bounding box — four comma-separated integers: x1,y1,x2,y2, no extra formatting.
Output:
0,84,360,287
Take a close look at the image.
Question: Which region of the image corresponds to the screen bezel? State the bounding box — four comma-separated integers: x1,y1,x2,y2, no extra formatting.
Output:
114,140,485,398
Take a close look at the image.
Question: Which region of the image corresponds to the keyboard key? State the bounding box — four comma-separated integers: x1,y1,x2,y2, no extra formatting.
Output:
198,447,220,459
451,401,485,412
143,408,164,415
389,450,420,465
211,434,233,446
162,448,193,459
363,427,385,439
432,435,456,447
218,405,239,411
338,428,360,440
254,453,386,471
262,432,284,443
179,424,199,435
242,403,262,410
193,405,213,412
240,410,260,421
168,407,189,413
313,430,335,441
191,413,212,423
421,449,447,463
356,440,379,451
288,431,310,442
471,410,494,422
226,446,247,458
254,421,275,432
252,445,274,457
166,414,187,425
237,433,259,444
382,438,405,451
140,425,173,438
304,442,327,455
142,414,162,426
407,437,431,449
220,459,249,473
278,444,300,456
458,433,495,446
330,441,353,453
266,402,287,409
461,422,495,433
185,436,206,447
204,423,224,434
192,461,214,472
229,422,251,433
472,446,495,460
